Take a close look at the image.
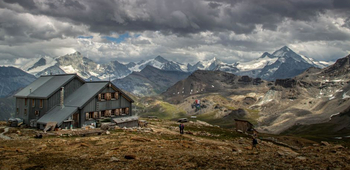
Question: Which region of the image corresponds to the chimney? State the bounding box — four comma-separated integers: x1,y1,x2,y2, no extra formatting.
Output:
60,87,64,109
30,88,32,93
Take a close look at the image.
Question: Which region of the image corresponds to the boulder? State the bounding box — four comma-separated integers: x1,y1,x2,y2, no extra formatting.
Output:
321,141,330,146
124,155,136,159
275,78,296,88
110,157,120,162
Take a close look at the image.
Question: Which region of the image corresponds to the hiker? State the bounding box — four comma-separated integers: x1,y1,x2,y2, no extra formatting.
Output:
179,123,184,134
252,137,258,150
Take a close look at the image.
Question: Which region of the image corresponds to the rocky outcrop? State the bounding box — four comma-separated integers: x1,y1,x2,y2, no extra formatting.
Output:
322,54,350,77
238,76,252,83
275,78,296,88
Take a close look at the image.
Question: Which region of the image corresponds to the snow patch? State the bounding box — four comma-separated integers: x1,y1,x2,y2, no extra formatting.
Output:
236,57,278,71
343,91,350,99
60,65,79,74
23,56,58,75
330,112,340,120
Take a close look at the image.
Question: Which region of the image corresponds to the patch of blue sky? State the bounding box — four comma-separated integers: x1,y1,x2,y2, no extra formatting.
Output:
104,32,140,43
77,35,93,39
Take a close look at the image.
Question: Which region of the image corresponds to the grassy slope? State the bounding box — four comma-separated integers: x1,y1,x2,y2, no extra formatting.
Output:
138,100,187,119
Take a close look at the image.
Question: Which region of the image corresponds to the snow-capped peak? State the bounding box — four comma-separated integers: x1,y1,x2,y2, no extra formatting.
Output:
272,46,293,58
128,55,185,72
24,56,58,74
188,57,222,72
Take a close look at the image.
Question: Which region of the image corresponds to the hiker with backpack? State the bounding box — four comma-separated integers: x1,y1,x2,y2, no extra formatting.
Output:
179,123,184,134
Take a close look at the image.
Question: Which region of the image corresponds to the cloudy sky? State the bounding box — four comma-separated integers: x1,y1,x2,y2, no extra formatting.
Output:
0,0,350,65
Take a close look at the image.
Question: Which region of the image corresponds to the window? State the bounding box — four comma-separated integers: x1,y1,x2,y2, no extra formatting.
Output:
101,110,106,117
116,109,120,116
40,100,43,108
85,112,94,120
32,99,35,107
98,93,106,101
111,109,115,115
105,93,111,100
122,108,126,115
35,111,40,116
16,108,19,114
106,110,111,117
114,92,119,100
24,109,27,115
25,99,27,106
125,108,129,115
93,112,98,119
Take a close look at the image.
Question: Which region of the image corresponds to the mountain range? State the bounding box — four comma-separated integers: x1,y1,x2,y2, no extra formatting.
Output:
0,66,37,97
161,53,350,135
4,46,333,83
112,65,191,96
0,67,36,120
0,46,349,138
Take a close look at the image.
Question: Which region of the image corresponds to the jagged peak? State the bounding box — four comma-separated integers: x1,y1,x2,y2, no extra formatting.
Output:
61,51,83,58
200,57,220,64
154,55,168,63
272,46,299,58
280,46,291,51
259,52,274,58
68,51,81,56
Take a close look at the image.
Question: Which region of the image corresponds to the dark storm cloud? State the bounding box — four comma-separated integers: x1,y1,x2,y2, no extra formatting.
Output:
1,0,350,63
3,0,348,36
0,8,87,45
3,0,36,9
208,2,222,9
333,0,350,9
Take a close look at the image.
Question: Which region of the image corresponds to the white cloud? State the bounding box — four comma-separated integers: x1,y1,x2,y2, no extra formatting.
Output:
0,0,350,66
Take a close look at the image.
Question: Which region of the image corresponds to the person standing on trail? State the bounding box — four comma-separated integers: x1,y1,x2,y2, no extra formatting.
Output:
179,123,184,134
252,137,258,150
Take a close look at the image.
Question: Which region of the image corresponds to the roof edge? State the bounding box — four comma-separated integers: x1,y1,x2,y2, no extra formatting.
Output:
110,82,135,103
78,82,109,109
46,74,86,99
40,73,78,77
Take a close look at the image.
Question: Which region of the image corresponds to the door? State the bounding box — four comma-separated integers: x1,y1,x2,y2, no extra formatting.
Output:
73,112,79,128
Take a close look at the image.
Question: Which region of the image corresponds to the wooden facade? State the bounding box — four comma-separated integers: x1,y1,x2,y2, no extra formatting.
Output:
14,74,134,129
82,85,133,127
15,75,84,125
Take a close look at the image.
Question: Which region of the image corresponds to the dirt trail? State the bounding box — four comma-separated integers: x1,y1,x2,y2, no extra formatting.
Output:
151,124,244,151
0,127,11,140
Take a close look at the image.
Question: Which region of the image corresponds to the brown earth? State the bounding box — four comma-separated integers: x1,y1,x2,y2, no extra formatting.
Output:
0,120,349,170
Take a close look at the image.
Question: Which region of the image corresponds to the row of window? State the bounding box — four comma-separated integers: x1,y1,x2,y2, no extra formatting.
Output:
16,108,40,116
98,92,119,101
24,99,43,108
85,108,129,120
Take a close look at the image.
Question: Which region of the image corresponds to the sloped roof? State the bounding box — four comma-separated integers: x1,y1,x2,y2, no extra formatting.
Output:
37,106,77,126
37,81,135,126
14,74,79,99
64,82,108,108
